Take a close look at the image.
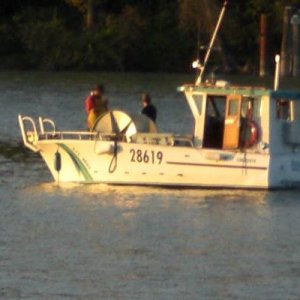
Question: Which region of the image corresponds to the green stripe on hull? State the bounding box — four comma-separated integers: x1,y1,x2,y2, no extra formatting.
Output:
57,143,93,181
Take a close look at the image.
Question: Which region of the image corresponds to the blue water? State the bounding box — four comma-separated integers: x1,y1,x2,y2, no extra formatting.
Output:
1,72,300,299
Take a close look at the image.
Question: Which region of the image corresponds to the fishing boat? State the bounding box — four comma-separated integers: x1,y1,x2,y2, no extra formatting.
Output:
18,2,300,189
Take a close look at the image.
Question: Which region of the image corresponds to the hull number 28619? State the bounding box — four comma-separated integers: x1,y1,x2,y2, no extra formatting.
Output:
130,149,163,164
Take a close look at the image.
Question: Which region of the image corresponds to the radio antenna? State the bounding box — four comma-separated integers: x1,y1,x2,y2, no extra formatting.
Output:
195,1,228,85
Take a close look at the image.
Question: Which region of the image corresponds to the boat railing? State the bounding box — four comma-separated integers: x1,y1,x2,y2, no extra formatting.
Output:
19,115,194,151
38,117,56,135
39,131,97,140
19,115,98,148
130,133,193,147
95,132,127,141
18,115,39,152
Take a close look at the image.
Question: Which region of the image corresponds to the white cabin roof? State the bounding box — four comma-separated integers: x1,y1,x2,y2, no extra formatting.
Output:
179,84,300,100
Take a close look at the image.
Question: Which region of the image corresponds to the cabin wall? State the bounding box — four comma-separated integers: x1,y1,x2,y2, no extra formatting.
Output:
268,97,299,154
184,91,206,146
259,95,271,151
282,101,300,145
269,98,286,153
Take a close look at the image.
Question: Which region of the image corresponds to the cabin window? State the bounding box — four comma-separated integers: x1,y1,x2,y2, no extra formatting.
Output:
228,99,239,116
276,99,292,121
241,97,261,119
206,95,226,118
192,95,203,115
241,97,253,118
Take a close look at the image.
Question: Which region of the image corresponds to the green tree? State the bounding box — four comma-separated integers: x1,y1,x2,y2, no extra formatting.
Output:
1,0,300,72
65,0,95,29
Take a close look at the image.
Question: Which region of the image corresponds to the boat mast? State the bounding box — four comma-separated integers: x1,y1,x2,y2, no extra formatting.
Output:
195,0,228,85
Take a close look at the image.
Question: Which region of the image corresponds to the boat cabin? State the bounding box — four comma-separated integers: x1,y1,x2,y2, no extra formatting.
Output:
180,82,300,153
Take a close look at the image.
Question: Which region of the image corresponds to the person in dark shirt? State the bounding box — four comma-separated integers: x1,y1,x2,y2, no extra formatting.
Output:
141,93,157,122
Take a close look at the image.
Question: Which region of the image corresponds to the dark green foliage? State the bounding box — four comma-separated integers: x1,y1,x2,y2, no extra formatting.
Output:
0,0,299,72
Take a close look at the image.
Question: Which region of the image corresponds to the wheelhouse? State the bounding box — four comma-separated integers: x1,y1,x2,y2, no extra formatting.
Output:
180,83,300,153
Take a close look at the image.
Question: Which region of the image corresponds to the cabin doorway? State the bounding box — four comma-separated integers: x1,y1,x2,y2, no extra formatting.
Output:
202,94,251,150
203,95,226,149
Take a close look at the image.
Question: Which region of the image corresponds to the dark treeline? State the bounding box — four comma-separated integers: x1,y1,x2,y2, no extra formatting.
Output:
1,0,300,73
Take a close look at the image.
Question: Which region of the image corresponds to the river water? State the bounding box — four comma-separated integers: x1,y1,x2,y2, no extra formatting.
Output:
1,71,300,299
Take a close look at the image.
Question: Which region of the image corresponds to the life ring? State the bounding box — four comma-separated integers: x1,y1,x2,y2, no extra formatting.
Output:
240,119,259,148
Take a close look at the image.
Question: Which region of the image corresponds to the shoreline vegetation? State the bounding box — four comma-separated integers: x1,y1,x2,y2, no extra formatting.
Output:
0,70,299,92
1,1,299,74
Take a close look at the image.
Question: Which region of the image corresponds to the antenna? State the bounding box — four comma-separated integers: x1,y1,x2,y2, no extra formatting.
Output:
194,1,228,85
274,54,280,90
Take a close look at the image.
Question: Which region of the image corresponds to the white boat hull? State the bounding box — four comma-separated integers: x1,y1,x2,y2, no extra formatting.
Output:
36,139,273,188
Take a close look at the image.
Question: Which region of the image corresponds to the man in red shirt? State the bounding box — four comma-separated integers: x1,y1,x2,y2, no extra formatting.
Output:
85,84,108,129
